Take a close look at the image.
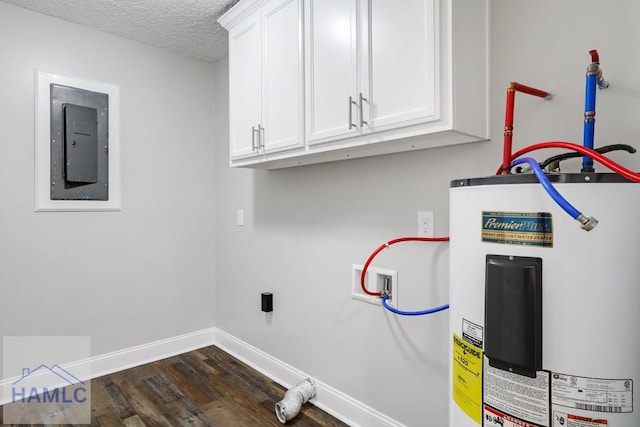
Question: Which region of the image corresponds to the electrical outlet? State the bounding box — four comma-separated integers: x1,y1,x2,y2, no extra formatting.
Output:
418,211,434,237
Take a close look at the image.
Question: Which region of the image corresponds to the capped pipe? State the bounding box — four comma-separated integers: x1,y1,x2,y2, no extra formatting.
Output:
589,49,609,89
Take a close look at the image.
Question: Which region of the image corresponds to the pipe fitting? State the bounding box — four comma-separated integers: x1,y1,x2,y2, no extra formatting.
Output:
275,378,317,424
596,69,609,89
577,214,598,231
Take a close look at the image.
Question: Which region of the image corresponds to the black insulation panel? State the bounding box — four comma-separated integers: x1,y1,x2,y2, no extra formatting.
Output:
485,255,542,378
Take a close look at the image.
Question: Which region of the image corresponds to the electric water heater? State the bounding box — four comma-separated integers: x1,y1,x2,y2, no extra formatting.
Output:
449,173,639,427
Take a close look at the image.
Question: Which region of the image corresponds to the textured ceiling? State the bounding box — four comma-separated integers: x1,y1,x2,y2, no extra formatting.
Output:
0,0,239,62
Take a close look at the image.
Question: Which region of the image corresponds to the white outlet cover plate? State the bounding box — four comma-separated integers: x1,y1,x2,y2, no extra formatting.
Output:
236,208,244,226
418,211,434,237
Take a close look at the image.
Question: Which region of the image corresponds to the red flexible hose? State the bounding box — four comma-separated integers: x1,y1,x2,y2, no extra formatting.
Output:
496,141,640,182
360,236,450,297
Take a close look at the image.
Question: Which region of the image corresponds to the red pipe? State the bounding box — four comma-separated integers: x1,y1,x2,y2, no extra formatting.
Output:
501,82,553,174
502,85,516,174
496,141,640,183
512,82,553,99
360,237,450,297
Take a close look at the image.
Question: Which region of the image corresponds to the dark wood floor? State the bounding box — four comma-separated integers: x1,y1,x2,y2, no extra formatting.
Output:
0,345,349,427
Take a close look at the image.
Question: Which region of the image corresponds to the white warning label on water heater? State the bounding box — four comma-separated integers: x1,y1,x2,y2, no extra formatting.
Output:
462,318,483,349
551,373,633,413
484,358,550,426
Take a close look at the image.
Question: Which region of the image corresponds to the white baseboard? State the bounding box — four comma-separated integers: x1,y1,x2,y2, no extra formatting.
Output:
212,328,406,427
0,328,216,406
85,327,217,380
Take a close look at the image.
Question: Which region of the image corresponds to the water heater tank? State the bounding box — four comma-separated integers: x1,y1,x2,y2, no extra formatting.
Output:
448,173,639,427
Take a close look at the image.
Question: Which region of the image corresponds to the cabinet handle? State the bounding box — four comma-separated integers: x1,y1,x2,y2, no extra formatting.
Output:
258,124,264,149
348,96,357,129
359,93,368,127
252,126,259,151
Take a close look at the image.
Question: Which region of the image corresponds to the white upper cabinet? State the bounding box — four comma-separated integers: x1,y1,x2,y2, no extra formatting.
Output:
304,0,359,144
261,0,304,153
227,11,262,159
362,0,438,132
220,0,489,169
223,0,304,161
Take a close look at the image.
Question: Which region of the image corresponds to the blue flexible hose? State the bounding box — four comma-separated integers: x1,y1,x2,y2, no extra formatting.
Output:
381,294,449,316
511,157,581,219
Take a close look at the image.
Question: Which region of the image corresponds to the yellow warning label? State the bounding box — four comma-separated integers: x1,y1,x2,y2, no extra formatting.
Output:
453,333,483,424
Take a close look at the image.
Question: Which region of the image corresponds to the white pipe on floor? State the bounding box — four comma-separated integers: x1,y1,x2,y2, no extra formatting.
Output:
275,378,317,424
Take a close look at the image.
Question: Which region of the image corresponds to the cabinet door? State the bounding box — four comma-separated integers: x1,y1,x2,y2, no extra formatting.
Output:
305,0,360,144
228,12,262,159
363,0,438,132
261,0,304,153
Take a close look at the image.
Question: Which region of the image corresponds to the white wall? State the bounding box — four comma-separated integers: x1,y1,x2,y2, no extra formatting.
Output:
213,1,640,425
0,2,216,360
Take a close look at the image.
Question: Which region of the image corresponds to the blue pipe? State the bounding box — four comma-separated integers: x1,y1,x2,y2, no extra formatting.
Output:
381,294,449,316
511,157,598,230
582,63,598,171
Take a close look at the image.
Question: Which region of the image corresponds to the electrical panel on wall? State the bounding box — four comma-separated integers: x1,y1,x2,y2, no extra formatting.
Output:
50,84,109,201
35,71,121,212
